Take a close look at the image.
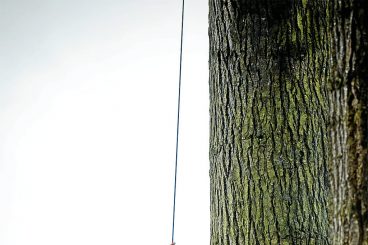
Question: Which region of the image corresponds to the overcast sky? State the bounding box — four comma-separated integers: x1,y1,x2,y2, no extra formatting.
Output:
0,0,209,244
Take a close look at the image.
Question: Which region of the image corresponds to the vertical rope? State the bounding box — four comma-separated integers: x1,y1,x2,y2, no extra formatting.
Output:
171,0,185,244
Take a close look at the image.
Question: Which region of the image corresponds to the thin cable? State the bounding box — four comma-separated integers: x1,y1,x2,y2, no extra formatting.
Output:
171,0,184,244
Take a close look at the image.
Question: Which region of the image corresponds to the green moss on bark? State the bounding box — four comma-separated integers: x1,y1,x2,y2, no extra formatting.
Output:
209,0,330,244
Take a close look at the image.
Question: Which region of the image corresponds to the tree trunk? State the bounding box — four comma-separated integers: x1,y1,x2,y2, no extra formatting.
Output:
209,0,330,244
328,0,368,244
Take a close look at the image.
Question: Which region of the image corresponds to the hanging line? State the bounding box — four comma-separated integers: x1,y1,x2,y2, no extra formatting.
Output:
171,0,185,244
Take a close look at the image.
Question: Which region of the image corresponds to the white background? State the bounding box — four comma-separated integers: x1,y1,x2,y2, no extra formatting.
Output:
0,0,209,244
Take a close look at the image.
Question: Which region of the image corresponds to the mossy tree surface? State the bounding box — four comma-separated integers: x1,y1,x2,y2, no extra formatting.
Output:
328,0,368,244
209,0,330,244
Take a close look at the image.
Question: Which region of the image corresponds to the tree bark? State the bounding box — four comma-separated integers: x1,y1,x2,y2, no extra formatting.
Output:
328,1,368,244
209,0,330,244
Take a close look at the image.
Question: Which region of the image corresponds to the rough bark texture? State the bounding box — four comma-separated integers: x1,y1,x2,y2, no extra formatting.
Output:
209,0,330,244
328,0,368,244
